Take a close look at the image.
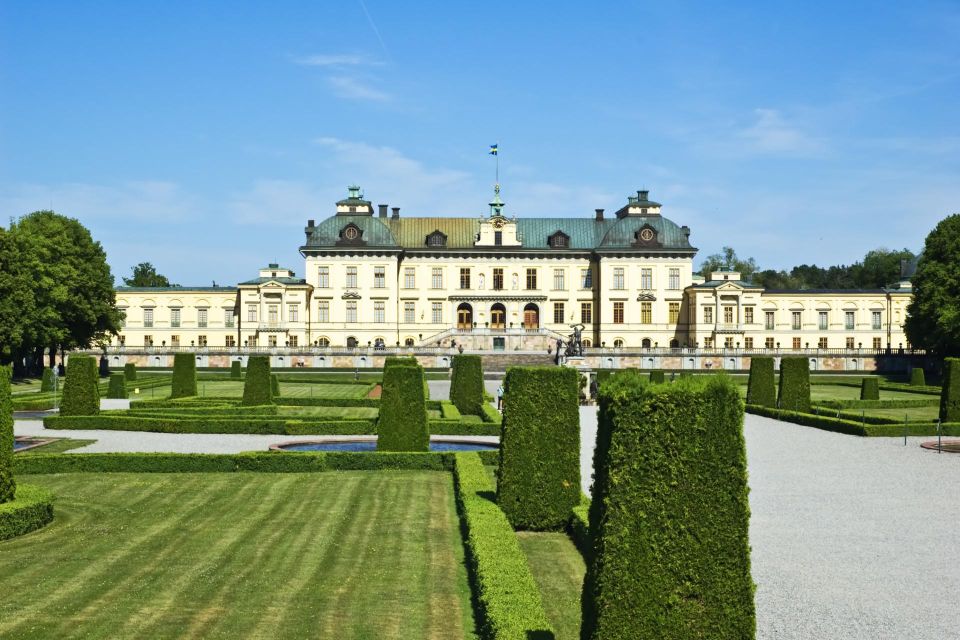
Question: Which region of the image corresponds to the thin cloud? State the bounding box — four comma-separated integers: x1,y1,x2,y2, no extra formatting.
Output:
738,108,826,155
327,76,391,102
293,53,380,67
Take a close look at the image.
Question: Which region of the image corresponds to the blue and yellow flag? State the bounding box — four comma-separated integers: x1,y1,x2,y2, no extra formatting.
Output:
489,144,498,155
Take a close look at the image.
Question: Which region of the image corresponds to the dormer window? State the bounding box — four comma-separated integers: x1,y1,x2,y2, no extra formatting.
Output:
336,223,366,246
426,230,447,247
548,231,570,249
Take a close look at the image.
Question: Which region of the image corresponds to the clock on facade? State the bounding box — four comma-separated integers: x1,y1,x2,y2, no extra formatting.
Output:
639,228,655,242
344,226,359,240
491,216,506,229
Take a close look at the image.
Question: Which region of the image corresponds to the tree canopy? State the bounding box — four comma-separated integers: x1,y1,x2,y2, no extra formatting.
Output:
122,262,174,287
698,247,758,279
905,214,960,356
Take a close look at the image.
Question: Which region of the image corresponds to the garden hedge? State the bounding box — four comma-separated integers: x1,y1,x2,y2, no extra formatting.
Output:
568,495,591,559
910,367,926,386
377,361,428,451
746,356,776,407
817,398,937,410
777,357,811,412
497,366,580,530
271,373,281,397
124,362,137,381
860,377,879,401
746,404,960,437
581,372,754,640
170,353,198,399
452,452,554,639
649,370,665,384
106,373,128,399
230,360,242,379
60,356,100,416
0,365,14,503
44,414,376,435
0,484,54,541
242,356,273,406
940,358,960,422
450,354,485,416
40,367,55,392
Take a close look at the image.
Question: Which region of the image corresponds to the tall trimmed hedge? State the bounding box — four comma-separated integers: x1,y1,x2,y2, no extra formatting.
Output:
910,367,926,386
60,356,99,416
450,354,485,416
939,358,960,422
40,368,55,392
242,356,273,406
860,377,879,401
123,362,137,381
271,374,281,397
777,357,810,412
0,366,15,503
106,373,128,399
496,366,580,530
377,361,428,451
230,360,242,379
581,372,755,639
170,353,197,399
649,370,665,384
746,356,776,407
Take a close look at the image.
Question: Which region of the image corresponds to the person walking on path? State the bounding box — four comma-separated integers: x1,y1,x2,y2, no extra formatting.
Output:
496,383,505,411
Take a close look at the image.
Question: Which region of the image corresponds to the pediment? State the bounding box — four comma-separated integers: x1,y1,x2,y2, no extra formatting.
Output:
341,291,362,300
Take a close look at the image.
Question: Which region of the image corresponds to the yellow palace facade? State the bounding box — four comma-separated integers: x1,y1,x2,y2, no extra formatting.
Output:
111,186,913,365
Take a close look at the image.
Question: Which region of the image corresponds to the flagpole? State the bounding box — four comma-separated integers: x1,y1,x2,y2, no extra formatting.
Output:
495,143,499,187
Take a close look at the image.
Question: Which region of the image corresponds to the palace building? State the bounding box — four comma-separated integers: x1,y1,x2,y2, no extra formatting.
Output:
112,186,913,359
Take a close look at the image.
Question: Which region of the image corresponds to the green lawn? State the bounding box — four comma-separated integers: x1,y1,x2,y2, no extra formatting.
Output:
278,406,378,419
859,405,940,422
130,381,373,400
517,532,585,640
810,385,934,402
0,472,477,640
17,438,96,454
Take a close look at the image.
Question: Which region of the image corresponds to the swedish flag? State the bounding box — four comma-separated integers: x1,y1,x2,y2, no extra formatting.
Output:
489,144,498,155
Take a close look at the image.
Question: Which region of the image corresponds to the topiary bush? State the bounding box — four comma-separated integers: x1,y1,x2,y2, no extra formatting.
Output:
746,356,776,407
649,370,665,384
910,367,926,387
0,365,15,503
939,358,960,422
170,353,197,399
496,366,580,530
860,377,880,400
377,361,428,451
242,356,273,406
581,372,754,639
271,374,280,398
777,357,811,412
123,362,137,381
106,373,128,399
59,356,99,416
40,368,55,392
450,354,485,416
230,360,242,379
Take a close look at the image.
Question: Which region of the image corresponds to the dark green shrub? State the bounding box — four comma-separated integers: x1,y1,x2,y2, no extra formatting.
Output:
170,353,197,399
595,370,615,388
377,362,428,451
777,357,810,412
40,368,55,392
60,356,99,416
241,356,273,406
582,373,754,639
0,484,54,541
98,356,110,378
649,370,665,384
746,356,776,407
0,365,14,503
271,373,280,397
124,362,137,381
106,373,128,399
450,354,485,416
230,360,242,379
910,367,926,386
496,366,580,530
939,358,960,422
860,377,879,400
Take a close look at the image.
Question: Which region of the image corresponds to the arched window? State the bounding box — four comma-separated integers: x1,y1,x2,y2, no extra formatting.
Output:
457,303,473,329
346,336,358,348
641,338,652,348
404,337,416,347
522,303,539,329
582,339,592,348
316,337,330,347
613,338,624,348
426,230,447,247
490,303,506,329
669,339,680,349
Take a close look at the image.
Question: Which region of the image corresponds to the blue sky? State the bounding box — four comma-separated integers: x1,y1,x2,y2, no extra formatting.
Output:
2,1,958,285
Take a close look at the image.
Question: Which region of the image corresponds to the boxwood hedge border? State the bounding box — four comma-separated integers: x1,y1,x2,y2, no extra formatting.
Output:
0,484,54,541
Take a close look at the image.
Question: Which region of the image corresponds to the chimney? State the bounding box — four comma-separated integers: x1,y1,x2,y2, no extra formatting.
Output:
378,204,388,218
638,190,649,202
307,219,315,227
681,225,690,238
595,208,604,221
391,207,400,219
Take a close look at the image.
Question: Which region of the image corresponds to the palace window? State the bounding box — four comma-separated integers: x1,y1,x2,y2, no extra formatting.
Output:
225,335,235,348
704,307,713,324
819,311,828,330
317,301,329,323
198,308,208,328
765,337,774,349
614,339,624,348
318,266,329,288
248,336,257,347
548,231,569,248
669,302,680,324
613,302,625,324
427,231,446,247
198,335,207,347
640,268,653,290
317,337,330,347
871,311,882,330
791,311,802,330
613,268,625,290
494,231,502,246
873,337,882,349
553,302,565,324
581,302,593,324
404,267,415,289
792,337,801,349
581,268,592,288
404,302,415,324
170,308,180,328
525,268,537,290
224,308,234,327
744,337,753,349
288,305,298,323
640,302,652,324
171,335,180,347
268,305,279,324
431,302,442,324
346,267,358,289
725,337,734,348
374,302,385,323
668,268,680,290
765,311,775,330
846,337,855,349
460,268,471,289
374,266,385,288
845,311,855,330
818,337,828,349
144,335,153,347
493,268,504,291
346,301,357,323
431,267,443,289
724,306,735,324
247,305,257,322
704,337,714,348
268,336,277,347
553,269,565,290
289,336,298,347
744,307,754,324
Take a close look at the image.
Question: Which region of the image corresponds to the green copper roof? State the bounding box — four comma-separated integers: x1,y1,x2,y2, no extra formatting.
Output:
598,216,694,251
115,286,237,292
389,218,480,248
237,277,308,286
516,218,614,249
304,215,399,248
